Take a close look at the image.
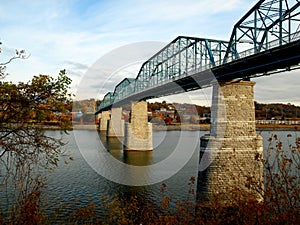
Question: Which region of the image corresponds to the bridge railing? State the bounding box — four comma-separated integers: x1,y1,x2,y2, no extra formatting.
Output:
219,31,300,65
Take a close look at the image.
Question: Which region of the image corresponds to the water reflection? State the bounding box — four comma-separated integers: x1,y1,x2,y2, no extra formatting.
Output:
123,151,153,166
97,131,153,166
97,131,123,150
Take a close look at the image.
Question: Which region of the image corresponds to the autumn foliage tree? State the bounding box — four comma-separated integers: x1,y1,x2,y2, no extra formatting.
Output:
0,41,73,223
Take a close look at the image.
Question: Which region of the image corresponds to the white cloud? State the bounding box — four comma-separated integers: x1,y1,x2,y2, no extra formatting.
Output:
255,70,300,105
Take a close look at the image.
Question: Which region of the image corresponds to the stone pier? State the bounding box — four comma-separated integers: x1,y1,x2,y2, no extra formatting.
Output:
99,111,110,131
107,107,124,137
197,80,263,201
124,101,153,151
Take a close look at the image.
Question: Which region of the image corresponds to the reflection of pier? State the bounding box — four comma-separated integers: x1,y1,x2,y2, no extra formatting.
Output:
95,1,300,200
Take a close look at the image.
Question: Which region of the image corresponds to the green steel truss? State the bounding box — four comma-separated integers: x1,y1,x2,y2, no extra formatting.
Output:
134,37,231,93
98,37,230,109
113,78,135,102
98,0,300,111
223,0,300,63
101,92,114,109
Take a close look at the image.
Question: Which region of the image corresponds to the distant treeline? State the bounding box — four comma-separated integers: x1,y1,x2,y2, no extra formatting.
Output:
72,99,300,120
255,102,300,120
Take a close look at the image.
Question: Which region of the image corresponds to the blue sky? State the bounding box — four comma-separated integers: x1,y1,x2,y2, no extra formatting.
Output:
1,0,299,105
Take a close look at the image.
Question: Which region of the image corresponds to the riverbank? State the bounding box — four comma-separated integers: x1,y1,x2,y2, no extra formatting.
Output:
152,124,210,131
256,124,299,131
39,123,299,131
72,124,299,131
153,124,299,131
73,124,210,131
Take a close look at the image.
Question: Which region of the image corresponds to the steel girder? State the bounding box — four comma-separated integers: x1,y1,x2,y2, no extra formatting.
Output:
135,36,230,93
113,78,135,102
223,0,300,63
98,92,113,111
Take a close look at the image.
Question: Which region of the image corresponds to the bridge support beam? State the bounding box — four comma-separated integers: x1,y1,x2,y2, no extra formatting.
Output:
99,111,110,131
107,107,124,137
124,101,152,151
197,80,263,202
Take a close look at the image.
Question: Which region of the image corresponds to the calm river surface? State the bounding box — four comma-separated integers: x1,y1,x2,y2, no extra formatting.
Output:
45,130,205,212
42,129,299,215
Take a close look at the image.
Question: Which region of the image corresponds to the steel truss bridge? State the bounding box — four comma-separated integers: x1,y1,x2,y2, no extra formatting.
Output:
97,0,300,113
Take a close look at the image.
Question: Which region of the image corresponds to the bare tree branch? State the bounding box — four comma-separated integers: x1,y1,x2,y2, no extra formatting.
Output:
0,41,30,78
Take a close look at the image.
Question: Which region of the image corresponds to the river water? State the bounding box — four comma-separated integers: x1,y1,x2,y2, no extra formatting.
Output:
43,129,299,213
45,130,204,213
1,129,299,218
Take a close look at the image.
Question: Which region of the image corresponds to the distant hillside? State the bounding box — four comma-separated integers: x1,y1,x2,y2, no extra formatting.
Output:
75,99,300,120
255,102,300,120
72,98,99,113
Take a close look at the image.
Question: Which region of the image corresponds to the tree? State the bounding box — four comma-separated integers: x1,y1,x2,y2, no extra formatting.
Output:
1,42,72,222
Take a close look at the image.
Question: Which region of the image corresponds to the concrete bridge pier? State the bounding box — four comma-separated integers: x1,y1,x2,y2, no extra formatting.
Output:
197,80,263,202
124,101,153,151
99,111,110,131
107,107,124,137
